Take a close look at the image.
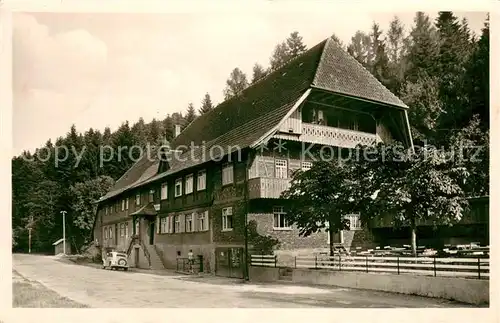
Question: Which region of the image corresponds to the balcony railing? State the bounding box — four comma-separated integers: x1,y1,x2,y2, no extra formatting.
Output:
301,123,379,148
248,177,291,199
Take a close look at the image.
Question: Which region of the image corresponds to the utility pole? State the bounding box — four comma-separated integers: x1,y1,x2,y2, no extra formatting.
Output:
60,210,67,255
28,214,34,254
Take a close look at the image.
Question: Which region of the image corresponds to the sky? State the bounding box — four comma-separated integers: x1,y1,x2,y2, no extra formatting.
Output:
12,10,488,155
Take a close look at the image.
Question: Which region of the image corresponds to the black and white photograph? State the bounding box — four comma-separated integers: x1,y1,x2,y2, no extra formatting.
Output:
2,1,494,316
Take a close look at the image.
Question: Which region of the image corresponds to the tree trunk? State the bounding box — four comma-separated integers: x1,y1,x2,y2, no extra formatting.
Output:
329,229,335,257
411,219,417,258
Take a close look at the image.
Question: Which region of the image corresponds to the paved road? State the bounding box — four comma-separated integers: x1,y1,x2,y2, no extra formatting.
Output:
12,254,471,308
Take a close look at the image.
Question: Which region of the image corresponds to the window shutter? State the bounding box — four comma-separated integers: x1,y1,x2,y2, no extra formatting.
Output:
204,211,209,231
156,217,160,234
192,213,197,232
178,214,184,233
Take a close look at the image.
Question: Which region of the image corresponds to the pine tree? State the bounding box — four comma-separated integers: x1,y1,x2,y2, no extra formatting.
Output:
435,11,474,133
405,12,439,83
223,67,249,100
251,63,267,83
370,23,391,87
330,33,345,49
269,41,290,70
199,93,214,115
131,117,148,147
347,31,372,68
386,16,408,94
162,115,174,141
464,15,489,128
184,103,197,126
148,118,161,146
286,31,307,58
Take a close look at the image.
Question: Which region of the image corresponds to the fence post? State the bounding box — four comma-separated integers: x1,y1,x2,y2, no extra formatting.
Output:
274,255,277,268
365,256,368,273
433,257,437,277
315,255,318,269
478,258,481,279
198,255,204,273
294,256,297,269
339,254,342,271
397,256,400,275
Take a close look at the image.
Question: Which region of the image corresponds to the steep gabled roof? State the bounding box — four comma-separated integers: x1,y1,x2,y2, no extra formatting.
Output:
97,38,409,203
313,40,408,108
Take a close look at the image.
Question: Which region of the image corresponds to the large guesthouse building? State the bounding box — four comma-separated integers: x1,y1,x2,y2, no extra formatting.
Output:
92,38,416,277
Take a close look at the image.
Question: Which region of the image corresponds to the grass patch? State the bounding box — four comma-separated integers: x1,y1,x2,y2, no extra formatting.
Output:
13,271,88,308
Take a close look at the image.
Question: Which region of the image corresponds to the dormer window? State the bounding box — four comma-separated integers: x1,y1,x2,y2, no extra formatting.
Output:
149,189,155,203
136,193,141,206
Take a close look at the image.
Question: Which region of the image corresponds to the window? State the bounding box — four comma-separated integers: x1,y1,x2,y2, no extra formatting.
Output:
175,179,182,197
273,206,290,229
185,174,194,194
275,159,288,179
109,226,113,239
345,214,361,230
198,211,208,231
125,198,129,210
125,223,129,238
174,215,181,233
167,216,173,233
161,183,168,200
105,207,108,215
136,193,141,206
301,161,312,171
222,207,233,231
104,227,108,239
185,213,193,232
160,217,167,233
222,163,234,185
149,189,155,203
109,206,112,214
121,199,125,211
120,223,125,237
197,170,206,191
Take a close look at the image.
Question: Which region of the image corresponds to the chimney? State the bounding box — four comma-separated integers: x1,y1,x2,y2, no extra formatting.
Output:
174,124,181,138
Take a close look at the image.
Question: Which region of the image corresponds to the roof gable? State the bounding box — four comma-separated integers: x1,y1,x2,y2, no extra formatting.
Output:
313,38,408,109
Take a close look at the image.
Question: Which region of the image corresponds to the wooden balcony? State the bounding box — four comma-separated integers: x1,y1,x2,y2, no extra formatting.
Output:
301,123,379,148
248,177,291,199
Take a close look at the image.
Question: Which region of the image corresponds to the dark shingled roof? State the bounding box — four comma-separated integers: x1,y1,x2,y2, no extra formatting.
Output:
98,38,407,203
313,40,408,108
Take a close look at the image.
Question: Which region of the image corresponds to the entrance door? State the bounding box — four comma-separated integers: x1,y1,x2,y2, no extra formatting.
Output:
149,221,155,245
215,247,244,278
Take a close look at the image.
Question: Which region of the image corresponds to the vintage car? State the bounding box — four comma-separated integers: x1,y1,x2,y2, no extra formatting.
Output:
102,251,129,271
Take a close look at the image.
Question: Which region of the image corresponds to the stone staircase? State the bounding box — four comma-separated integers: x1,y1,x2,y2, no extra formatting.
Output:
144,243,165,270
278,267,293,281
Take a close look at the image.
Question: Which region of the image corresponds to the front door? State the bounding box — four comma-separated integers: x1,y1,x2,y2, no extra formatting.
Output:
149,221,155,245
215,247,244,278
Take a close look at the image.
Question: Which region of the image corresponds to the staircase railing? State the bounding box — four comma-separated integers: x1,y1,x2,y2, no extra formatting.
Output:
126,236,137,256
137,238,151,268
126,235,151,268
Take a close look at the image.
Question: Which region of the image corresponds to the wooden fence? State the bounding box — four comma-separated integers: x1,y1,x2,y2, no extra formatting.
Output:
250,254,489,279
250,254,277,267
